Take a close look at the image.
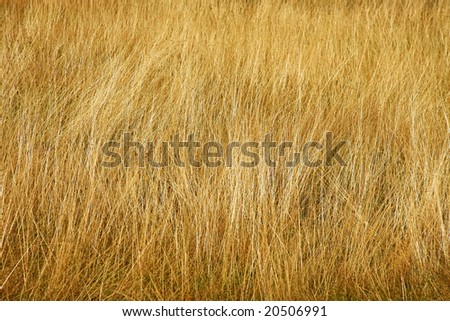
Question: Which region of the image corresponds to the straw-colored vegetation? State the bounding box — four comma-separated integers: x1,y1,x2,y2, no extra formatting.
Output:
2,0,449,300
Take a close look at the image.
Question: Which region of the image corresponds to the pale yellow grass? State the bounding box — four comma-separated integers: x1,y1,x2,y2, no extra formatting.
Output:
1,0,450,300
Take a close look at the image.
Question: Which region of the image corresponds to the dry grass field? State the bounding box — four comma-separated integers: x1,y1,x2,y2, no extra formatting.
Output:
2,0,450,300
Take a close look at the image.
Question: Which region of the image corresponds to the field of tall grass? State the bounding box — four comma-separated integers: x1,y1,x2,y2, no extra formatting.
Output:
2,0,449,300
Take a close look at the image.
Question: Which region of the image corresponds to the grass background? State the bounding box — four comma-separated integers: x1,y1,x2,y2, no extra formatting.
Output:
2,0,450,300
